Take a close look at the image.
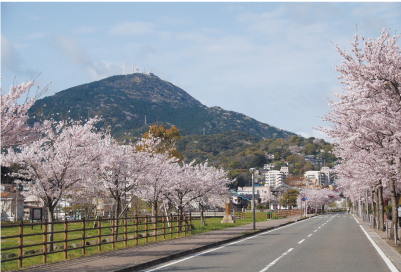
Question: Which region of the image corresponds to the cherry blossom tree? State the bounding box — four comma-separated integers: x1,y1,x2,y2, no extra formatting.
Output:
136,151,180,219
1,81,50,149
318,28,401,238
1,118,103,250
190,162,232,225
163,161,231,224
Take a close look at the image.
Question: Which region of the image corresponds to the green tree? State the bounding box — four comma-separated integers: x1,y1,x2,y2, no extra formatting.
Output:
279,189,299,208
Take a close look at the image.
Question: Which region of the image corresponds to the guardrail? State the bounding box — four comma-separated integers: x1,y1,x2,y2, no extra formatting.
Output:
1,213,192,269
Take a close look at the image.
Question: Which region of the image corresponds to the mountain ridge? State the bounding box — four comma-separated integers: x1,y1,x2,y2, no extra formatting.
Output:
28,73,297,139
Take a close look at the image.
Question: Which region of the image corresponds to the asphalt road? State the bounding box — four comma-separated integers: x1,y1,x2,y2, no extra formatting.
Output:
143,212,392,272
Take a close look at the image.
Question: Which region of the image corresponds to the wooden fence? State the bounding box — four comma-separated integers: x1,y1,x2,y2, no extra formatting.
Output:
273,209,301,218
1,213,192,269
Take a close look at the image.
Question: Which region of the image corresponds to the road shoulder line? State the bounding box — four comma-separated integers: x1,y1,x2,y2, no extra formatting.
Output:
359,223,399,272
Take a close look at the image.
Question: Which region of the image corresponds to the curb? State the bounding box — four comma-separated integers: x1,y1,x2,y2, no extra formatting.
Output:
113,215,316,272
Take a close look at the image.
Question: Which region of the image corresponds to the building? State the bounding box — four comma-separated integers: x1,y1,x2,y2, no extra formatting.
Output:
304,169,330,185
266,154,275,160
1,190,24,221
304,155,325,167
264,164,275,170
320,167,331,184
264,170,284,187
280,167,289,177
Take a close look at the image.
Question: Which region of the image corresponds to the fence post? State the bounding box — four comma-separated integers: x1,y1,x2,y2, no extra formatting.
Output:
183,214,186,237
18,221,23,269
154,215,157,242
163,216,166,240
145,215,148,244
190,213,192,235
135,214,138,245
170,214,173,239
177,215,179,238
111,218,115,250
43,220,47,264
124,218,127,247
98,217,101,253
64,219,68,260
82,217,86,255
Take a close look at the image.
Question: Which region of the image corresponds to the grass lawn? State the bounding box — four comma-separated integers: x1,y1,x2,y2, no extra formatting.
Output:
1,212,269,271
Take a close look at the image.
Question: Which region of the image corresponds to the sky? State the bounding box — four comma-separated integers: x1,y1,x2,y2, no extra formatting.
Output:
1,2,401,141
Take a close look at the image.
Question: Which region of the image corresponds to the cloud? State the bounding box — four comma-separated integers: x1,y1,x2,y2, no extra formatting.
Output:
108,21,155,35
75,26,101,34
49,35,122,80
297,129,331,142
1,34,38,77
1,35,23,71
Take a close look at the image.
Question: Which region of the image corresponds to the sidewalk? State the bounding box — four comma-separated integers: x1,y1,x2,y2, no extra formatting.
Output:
21,214,315,272
354,214,401,271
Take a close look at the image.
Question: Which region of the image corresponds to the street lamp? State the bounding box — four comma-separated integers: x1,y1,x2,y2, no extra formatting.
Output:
249,168,256,230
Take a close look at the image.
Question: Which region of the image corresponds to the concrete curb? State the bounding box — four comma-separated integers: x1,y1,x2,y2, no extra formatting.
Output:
113,215,316,272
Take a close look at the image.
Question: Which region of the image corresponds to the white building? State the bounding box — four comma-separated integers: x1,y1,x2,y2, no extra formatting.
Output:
1,192,24,221
280,167,289,177
264,170,284,187
304,169,330,185
263,164,275,170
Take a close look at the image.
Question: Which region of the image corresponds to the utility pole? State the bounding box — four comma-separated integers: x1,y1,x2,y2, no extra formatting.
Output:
366,189,369,222
249,168,256,230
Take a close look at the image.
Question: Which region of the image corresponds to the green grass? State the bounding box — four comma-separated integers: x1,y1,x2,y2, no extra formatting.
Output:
1,212,270,271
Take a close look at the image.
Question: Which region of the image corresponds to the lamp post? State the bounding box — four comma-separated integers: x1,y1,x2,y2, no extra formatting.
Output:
249,168,256,230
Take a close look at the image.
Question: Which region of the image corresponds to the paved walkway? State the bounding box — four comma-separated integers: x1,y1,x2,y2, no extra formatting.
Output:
21,214,314,272
354,213,401,271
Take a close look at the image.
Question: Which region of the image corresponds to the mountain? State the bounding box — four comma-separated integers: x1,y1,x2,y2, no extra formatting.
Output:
28,73,297,139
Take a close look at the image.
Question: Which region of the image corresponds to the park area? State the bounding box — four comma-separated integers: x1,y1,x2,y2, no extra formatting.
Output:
1,212,271,271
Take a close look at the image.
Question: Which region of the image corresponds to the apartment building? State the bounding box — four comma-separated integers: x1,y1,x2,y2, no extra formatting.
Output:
264,170,284,187
304,168,330,185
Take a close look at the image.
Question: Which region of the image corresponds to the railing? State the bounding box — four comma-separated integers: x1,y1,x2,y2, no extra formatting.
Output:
1,213,192,269
273,209,301,218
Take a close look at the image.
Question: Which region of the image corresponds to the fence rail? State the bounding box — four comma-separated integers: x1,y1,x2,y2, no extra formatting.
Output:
1,213,192,269
272,209,301,218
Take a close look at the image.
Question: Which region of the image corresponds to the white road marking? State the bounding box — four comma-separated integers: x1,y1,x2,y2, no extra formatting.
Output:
144,217,310,271
359,225,398,272
307,234,312,237
314,230,317,232
318,227,321,229
259,248,294,272
298,239,305,244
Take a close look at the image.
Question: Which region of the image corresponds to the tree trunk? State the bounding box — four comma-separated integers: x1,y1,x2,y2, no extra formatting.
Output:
200,205,205,226
371,190,374,216
378,183,384,231
152,201,157,223
114,196,120,240
389,178,398,240
375,184,379,225
47,206,55,252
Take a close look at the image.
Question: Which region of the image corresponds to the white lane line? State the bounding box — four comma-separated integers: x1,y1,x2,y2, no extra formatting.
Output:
318,227,321,229
359,225,398,272
144,217,310,271
307,234,312,237
314,230,317,232
259,248,294,272
298,239,305,244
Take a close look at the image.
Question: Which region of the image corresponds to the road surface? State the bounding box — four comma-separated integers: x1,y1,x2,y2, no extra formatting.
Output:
144,212,394,272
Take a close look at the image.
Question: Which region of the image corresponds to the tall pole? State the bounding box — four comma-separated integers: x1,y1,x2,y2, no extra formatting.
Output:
346,197,348,214
252,173,255,230
359,194,361,217
315,195,317,214
366,189,369,222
